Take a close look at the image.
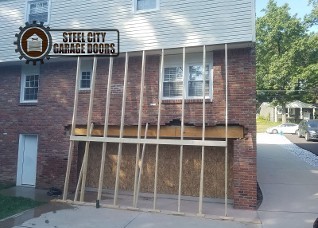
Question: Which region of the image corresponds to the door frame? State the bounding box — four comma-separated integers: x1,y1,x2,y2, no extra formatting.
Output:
16,134,38,187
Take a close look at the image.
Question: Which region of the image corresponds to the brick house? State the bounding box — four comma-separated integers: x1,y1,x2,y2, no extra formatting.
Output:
0,0,257,211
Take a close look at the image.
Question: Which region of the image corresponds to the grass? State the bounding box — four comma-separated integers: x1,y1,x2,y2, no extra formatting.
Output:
0,195,44,220
0,183,45,220
257,117,281,133
0,182,15,190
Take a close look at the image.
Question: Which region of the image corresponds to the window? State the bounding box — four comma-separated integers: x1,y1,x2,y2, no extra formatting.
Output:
80,59,93,90
20,65,40,103
162,53,213,100
26,0,50,24
80,72,91,89
163,67,183,98
188,65,210,97
134,0,159,12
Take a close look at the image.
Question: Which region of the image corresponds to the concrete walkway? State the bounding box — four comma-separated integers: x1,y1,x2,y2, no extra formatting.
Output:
6,206,259,228
257,133,318,228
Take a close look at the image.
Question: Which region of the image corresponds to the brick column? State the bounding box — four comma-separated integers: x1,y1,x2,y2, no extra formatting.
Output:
233,133,257,209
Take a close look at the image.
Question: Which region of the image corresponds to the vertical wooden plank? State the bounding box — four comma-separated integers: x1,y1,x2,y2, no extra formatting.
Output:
63,57,81,201
153,49,164,210
114,52,129,205
225,44,229,216
74,161,82,201
97,57,114,202
177,47,186,212
133,50,146,208
198,45,206,215
80,57,98,202
74,123,94,202
135,123,149,207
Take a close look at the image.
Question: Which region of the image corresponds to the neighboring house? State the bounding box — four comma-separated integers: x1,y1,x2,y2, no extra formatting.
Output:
0,0,257,210
259,102,276,122
314,104,318,118
259,100,317,122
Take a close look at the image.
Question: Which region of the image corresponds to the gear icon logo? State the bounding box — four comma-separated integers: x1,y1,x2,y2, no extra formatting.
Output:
14,21,52,64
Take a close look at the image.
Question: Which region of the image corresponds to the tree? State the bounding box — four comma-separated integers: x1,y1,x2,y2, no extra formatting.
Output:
256,0,318,123
306,0,318,26
291,34,318,103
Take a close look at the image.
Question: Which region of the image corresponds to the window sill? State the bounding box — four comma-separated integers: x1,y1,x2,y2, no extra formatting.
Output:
27,21,50,26
162,98,213,104
79,89,91,93
19,102,38,106
133,8,159,14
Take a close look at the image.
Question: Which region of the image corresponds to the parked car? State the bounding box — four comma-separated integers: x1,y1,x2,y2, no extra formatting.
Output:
297,119,318,141
266,123,299,134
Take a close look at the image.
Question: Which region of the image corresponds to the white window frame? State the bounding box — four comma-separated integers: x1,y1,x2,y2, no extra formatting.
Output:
133,0,159,13
161,53,213,100
79,59,93,90
25,0,51,25
20,65,40,103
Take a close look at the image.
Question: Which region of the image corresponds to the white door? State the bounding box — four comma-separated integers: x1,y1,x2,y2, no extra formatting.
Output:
17,134,38,186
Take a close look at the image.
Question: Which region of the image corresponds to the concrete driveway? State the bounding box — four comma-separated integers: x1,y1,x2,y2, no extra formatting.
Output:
257,133,318,228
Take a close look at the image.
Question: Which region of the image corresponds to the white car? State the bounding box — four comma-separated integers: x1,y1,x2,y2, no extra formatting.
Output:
266,123,299,134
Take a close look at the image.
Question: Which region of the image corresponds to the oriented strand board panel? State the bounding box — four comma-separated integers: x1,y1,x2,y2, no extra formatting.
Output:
74,125,244,139
78,141,233,199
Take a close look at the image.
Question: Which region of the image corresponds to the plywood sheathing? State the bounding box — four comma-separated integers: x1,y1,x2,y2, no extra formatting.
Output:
78,141,233,199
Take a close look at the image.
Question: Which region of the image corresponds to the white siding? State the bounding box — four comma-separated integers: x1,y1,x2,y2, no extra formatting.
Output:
0,0,255,63
0,0,24,63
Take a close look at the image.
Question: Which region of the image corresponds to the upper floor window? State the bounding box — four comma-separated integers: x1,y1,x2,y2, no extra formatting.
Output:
20,65,40,103
80,59,93,90
134,0,159,12
26,0,50,24
162,53,213,100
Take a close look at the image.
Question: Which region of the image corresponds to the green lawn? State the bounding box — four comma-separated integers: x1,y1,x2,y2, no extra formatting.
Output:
256,117,281,133
0,182,15,190
0,183,45,220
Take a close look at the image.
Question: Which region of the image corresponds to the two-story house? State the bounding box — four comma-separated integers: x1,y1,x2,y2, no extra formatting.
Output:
0,0,257,213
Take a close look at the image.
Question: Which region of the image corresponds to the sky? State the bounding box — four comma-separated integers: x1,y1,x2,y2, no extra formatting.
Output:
256,0,313,18
256,0,318,31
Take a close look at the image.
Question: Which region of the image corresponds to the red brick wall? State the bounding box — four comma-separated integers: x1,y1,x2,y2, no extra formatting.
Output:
0,47,256,209
0,61,78,189
225,48,257,209
233,134,257,209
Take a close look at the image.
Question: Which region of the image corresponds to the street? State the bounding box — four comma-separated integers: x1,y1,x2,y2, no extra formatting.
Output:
285,134,318,156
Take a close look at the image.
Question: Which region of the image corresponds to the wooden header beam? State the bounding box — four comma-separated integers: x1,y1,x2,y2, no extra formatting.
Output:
73,125,243,139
